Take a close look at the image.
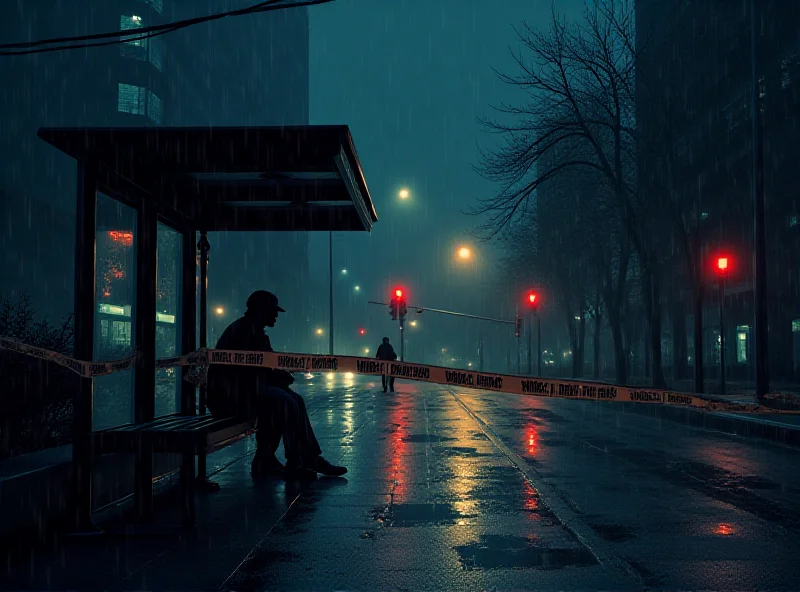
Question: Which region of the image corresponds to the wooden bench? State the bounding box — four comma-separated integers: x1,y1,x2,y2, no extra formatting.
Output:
92,415,257,525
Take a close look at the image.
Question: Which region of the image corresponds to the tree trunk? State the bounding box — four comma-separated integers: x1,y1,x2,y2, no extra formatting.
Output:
641,263,667,388
572,314,587,378
693,268,705,393
592,312,602,380
608,310,627,385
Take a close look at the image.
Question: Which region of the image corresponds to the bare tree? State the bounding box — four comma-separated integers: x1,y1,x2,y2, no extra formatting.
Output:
473,0,642,383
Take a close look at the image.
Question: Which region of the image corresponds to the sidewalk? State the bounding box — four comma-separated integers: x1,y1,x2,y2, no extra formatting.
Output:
624,398,800,447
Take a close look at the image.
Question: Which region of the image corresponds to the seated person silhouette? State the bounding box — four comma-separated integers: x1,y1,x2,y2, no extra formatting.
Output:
206,290,347,479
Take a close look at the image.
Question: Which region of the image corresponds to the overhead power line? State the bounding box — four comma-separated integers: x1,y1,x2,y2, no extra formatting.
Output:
0,0,334,56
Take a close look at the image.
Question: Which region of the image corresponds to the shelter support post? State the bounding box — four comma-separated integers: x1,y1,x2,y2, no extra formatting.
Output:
180,229,198,522
196,232,218,490
71,159,99,533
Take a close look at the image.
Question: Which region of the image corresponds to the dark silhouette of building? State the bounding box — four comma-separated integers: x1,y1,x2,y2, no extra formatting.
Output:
635,0,800,383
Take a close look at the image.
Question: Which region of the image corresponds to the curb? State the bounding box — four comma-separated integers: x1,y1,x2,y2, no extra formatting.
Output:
624,402,800,447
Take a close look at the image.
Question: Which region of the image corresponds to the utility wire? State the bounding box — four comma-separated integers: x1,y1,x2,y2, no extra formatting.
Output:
0,0,334,56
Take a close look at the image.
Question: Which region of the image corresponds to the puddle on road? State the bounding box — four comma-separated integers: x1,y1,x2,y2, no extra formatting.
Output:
402,433,457,443
371,502,476,527
454,534,597,571
436,446,496,458
587,523,636,542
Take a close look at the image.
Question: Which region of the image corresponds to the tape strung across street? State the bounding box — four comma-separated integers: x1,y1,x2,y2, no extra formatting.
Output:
0,335,787,414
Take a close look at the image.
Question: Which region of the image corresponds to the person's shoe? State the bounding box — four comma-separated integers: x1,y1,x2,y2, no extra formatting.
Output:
251,454,284,478
284,462,318,480
314,456,348,477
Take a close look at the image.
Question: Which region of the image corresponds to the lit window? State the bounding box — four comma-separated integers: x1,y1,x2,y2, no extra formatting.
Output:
147,90,162,124
149,37,163,71
701,211,710,221
793,319,800,333
735,325,749,364
118,84,162,124
118,83,145,115
120,15,146,48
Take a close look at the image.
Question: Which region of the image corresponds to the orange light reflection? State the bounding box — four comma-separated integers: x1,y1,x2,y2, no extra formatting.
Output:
714,523,735,536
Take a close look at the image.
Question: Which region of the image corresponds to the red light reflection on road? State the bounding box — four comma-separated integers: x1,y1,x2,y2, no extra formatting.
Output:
523,480,540,512
386,396,408,497
714,523,735,536
526,426,538,456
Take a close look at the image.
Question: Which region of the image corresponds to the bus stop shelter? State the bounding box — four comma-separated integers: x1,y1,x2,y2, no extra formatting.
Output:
37,125,377,529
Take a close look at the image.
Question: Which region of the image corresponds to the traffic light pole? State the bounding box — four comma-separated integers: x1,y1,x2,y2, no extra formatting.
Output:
399,316,405,362
719,278,726,396
537,312,542,377
527,313,532,375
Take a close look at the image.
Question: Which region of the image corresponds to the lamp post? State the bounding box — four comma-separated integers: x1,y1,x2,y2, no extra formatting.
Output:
715,256,730,395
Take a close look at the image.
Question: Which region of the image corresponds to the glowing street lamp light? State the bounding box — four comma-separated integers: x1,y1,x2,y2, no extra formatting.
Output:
457,246,472,260
315,328,324,336
398,188,410,200
409,320,418,327
354,285,361,292
214,306,225,316
341,268,348,275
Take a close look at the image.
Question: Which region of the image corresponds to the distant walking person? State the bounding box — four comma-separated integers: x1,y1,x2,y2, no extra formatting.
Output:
376,337,397,393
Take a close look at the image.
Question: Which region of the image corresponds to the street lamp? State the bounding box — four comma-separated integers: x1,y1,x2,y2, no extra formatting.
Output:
398,188,410,200
409,320,418,327
214,306,224,316
457,246,471,260
354,285,360,292
714,255,731,395
315,328,324,336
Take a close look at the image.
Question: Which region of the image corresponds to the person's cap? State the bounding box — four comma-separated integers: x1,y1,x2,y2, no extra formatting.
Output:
382,337,390,342
246,290,285,313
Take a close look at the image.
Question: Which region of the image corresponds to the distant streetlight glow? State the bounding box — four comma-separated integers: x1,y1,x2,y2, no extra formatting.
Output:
341,268,348,275
410,320,417,327
457,246,471,260
315,328,324,335
354,285,360,292
214,306,225,316
398,188,410,200
364,347,370,354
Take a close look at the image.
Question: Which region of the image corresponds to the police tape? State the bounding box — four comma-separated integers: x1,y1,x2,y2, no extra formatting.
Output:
0,335,792,414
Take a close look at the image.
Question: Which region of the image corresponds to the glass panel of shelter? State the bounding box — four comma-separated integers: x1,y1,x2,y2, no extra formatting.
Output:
155,221,182,417
93,193,137,430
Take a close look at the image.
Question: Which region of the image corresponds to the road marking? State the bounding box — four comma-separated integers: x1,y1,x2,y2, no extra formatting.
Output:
447,387,643,587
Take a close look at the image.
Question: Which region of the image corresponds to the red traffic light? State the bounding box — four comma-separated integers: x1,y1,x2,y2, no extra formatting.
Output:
394,288,404,299
717,257,729,272
359,328,366,335
526,291,538,306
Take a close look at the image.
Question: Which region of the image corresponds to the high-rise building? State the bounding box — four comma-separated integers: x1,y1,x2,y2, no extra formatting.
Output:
0,0,312,351
635,0,800,382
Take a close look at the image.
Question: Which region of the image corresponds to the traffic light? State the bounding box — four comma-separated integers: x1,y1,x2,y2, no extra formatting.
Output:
399,300,408,320
515,315,522,337
359,328,366,336
526,291,538,307
389,298,398,320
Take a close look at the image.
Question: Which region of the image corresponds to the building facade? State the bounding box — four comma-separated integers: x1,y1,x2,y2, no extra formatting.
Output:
635,0,800,384
0,0,312,355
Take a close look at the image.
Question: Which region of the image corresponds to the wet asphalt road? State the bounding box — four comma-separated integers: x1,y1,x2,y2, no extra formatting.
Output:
5,376,800,591
221,377,800,591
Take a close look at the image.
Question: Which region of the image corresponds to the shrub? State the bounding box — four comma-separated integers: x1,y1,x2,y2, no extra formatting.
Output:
0,295,76,458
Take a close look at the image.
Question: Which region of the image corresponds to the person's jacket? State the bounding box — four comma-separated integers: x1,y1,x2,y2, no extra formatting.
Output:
375,342,397,361
206,314,293,416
